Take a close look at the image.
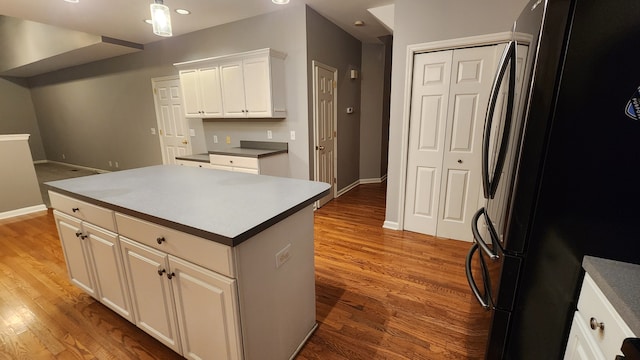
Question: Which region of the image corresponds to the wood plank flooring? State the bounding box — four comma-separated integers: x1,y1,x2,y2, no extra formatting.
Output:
0,182,490,359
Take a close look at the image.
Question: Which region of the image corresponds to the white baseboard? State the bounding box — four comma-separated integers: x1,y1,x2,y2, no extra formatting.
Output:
382,220,399,230
359,174,387,184
33,159,47,164
42,160,110,174
0,204,48,220
336,180,360,198
336,174,387,198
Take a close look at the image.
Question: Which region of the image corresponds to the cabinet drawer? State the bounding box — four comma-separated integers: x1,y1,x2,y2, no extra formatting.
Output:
49,191,115,232
576,273,635,359
115,213,234,278
209,154,258,169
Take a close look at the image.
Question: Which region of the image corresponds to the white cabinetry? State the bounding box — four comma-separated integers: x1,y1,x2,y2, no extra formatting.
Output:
51,192,133,322
176,159,216,169
209,153,288,176
116,213,242,360
564,273,636,360
175,48,286,119
119,237,181,353
179,65,223,118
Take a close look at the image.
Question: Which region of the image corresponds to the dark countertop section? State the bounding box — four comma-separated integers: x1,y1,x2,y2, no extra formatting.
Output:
46,165,329,247
583,256,640,336
177,141,288,161
176,153,210,163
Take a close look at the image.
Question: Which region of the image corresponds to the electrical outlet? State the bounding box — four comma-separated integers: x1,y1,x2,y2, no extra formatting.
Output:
151,128,156,135
62,154,66,160
226,136,231,144
213,135,218,143
189,128,196,137
290,131,296,140
275,243,292,269
108,161,112,167
115,161,119,168
267,130,273,139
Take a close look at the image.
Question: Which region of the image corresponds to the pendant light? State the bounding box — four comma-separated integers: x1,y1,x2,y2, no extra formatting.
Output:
150,0,172,37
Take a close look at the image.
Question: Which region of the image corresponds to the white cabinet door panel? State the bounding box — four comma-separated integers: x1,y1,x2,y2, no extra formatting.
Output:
243,57,271,117
220,61,247,117
170,255,242,360
84,222,133,322
198,66,223,117
55,212,97,297
120,237,181,354
179,69,202,117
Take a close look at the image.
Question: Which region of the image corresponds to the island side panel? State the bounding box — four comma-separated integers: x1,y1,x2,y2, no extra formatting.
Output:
234,205,315,360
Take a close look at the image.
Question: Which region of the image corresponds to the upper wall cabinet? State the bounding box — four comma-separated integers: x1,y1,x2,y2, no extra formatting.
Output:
179,65,223,118
175,49,287,119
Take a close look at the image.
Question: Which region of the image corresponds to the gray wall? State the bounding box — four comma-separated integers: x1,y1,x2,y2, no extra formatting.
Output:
0,135,43,213
0,77,46,160
384,0,529,226
359,40,392,181
306,7,362,190
27,5,311,179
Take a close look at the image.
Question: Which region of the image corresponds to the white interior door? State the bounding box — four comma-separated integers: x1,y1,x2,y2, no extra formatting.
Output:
404,50,453,235
152,77,191,164
313,62,337,208
404,45,500,241
436,46,499,241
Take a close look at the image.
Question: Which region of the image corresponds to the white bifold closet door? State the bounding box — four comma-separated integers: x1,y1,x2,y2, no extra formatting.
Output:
404,45,503,241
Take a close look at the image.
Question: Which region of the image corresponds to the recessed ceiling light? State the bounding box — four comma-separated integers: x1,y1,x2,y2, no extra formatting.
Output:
64,0,79,3
175,9,191,15
272,0,289,4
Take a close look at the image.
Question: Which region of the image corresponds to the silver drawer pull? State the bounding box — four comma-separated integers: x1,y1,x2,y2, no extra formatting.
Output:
590,317,605,331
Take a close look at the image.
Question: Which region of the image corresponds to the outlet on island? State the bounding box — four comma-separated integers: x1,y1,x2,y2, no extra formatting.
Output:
275,243,292,269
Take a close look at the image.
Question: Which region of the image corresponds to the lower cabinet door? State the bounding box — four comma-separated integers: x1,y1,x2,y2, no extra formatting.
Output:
169,255,242,360
564,313,605,360
54,211,97,297
84,222,133,322
120,237,182,354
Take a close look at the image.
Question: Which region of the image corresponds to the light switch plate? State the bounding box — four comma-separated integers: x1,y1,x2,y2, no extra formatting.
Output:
290,131,296,140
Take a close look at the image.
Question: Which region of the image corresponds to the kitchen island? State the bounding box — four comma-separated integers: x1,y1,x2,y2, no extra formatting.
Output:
46,165,330,360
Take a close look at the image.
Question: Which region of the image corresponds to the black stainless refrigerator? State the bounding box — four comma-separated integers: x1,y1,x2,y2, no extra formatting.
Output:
465,0,640,358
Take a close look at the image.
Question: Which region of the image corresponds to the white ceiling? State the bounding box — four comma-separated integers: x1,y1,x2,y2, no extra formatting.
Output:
0,0,394,46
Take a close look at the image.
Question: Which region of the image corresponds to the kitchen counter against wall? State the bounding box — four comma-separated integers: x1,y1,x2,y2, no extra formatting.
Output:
583,256,640,336
176,141,288,163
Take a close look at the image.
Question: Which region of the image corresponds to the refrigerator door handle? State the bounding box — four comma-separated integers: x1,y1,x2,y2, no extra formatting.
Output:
465,242,491,310
472,208,500,260
482,40,517,199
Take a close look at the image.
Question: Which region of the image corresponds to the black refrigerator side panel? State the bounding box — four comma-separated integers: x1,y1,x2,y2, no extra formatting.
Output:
507,0,640,359
546,0,640,266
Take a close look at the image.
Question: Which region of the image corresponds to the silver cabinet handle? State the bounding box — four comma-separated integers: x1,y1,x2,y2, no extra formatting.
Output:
590,317,605,331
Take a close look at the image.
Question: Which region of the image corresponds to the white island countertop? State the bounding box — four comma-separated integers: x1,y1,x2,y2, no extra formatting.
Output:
45,165,330,246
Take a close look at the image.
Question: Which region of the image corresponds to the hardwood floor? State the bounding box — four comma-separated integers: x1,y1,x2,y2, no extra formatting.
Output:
0,182,490,359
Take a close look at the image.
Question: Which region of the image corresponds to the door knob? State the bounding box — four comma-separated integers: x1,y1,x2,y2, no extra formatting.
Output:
182,140,188,145
317,145,325,151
